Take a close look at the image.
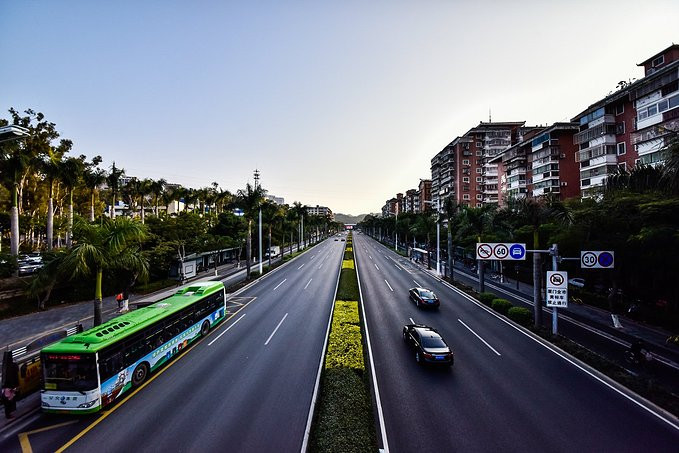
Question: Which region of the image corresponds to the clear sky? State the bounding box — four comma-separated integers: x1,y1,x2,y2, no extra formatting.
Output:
1,1,678,215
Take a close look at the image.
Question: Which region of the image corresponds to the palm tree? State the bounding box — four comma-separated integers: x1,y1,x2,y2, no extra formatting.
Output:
261,201,284,268
61,217,148,325
59,156,83,247
1,109,59,256
661,136,679,194
138,178,153,223
107,162,125,219
291,202,307,250
82,157,106,222
40,146,65,250
235,183,266,277
151,178,166,216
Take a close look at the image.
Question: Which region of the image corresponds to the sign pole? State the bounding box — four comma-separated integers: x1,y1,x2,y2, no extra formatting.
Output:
551,244,559,335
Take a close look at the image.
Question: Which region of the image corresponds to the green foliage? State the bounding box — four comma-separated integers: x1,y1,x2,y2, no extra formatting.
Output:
343,250,353,261
325,301,364,370
491,298,512,315
478,292,496,306
0,253,18,277
309,368,377,453
336,268,359,301
507,307,532,326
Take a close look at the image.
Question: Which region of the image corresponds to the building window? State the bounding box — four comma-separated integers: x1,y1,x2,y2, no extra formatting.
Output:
476,194,482,200
476,142,482,147
463,177,470,183
616,122,625,135
617,142,626,155
652,55,664,67
615,104,624,115
476,150,482,156
463,194,470,200
463,159,470,165
618,162,627,172
476,177,482,182
476,202,483,207
476,168,482,173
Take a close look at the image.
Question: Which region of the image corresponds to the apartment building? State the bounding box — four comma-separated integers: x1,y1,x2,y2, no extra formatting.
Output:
573,44,679,197
418,179,432,212
528,123,580,199
404,189,419,213
306,205,334,220
493,128,543,206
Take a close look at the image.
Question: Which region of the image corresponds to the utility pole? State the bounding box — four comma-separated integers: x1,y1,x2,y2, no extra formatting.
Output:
255,169,263,275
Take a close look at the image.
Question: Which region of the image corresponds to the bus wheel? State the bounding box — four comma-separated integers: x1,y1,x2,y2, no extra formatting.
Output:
201,320,210,336
132,363,149,387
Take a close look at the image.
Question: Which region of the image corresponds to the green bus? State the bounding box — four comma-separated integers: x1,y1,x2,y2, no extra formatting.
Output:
40,281,226,413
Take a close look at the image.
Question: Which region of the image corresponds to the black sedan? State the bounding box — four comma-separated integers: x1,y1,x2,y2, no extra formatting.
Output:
402,324,453,366
409,287,440,309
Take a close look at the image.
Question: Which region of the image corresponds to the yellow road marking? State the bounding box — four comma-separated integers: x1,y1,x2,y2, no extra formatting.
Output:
56,302,252,452
19,420,79,453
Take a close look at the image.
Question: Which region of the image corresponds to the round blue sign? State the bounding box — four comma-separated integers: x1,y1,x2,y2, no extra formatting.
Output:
509,244,525,260
598,251,613,267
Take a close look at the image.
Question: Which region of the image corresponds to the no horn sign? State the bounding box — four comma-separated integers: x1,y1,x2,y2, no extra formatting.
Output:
476,243,526,260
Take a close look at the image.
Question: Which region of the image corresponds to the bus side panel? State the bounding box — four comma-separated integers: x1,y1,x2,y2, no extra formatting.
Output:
99,305,225,407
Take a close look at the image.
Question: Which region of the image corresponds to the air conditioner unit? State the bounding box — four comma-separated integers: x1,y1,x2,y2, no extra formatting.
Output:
560,153,566,159
561,182,568,187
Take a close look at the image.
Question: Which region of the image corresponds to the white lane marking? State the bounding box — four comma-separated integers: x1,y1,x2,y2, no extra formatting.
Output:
394,263,404,271
458,319,501,356
385,280,393,292
413,280,421,287
409,317,415,324
298,263,305,270
208,314,246,346
274,279,287,290
304,278,313,289
265,313,289,346
318,262,324,269
374,263,380,271
369,255,373,260
311,255,315,259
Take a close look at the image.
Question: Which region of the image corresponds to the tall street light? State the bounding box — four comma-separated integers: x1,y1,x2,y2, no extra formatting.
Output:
423,198,441,276
254,169,263,275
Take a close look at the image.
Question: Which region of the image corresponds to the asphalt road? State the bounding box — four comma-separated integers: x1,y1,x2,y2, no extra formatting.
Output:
0,237,345,453
354,233,679,452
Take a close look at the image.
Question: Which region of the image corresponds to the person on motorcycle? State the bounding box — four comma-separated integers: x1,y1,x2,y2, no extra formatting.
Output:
629,339,650,363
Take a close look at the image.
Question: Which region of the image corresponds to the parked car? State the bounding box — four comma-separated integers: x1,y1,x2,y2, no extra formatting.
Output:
409,287,440,309
18,261,43,276
402,324,453,366
569,278,585,288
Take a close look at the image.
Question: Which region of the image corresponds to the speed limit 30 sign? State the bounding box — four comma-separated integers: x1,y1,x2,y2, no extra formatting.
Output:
581,251,614,269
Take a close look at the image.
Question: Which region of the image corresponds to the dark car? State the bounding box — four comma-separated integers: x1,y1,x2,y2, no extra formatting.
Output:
409,287,440,309
402,324,453,366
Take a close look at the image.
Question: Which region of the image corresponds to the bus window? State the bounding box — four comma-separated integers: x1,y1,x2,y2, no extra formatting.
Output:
42,353,97,391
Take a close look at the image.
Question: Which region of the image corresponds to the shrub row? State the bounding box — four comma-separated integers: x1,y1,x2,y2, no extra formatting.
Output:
478,292,533,327
344,250,353,261
310,231,377,452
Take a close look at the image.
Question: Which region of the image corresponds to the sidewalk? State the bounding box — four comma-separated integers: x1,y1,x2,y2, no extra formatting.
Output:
445,262,679,366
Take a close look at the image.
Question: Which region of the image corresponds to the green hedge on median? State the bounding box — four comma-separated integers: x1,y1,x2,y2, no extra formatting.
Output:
491,298,512,315
343,250,353,261
336,268,360,301
479,292,496,306
508,307,532,326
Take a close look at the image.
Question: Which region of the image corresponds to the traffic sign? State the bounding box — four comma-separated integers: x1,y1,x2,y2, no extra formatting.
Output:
546,271,568,307
581,251,614,269
476,243,526,260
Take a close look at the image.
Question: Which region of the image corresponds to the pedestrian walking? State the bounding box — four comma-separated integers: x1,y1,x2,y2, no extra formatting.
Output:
120,288,130,313
2,362,19,419
115,292,123,310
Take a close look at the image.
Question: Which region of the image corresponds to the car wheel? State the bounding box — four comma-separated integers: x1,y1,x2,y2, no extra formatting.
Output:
416,300,420,308
415,351,421,363
403,331,407,342
200,320,210,336
131,363,149,387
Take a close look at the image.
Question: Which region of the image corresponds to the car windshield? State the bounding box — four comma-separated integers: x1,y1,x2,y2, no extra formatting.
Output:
422,336,447,348
420,290,435,299
43,353,98,391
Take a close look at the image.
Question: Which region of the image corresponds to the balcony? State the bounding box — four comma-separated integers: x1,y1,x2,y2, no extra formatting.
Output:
573,123,617,145
632,117,679,144
575,144,617,162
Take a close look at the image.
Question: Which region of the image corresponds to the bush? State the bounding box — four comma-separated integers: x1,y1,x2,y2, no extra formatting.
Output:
507,307,532,326
478,292,496,306
342,259,354,269
336,268,360,301
491,298,512,315
325,301,364,370
343,250,353,261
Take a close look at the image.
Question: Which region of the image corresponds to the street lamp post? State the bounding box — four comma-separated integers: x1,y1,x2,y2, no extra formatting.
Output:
423,198,441,276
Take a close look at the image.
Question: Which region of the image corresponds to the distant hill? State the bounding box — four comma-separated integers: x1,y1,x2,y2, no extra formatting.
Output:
334,213,372,224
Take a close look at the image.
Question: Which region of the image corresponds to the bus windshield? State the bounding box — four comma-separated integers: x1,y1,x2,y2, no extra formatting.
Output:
42,353,97,392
